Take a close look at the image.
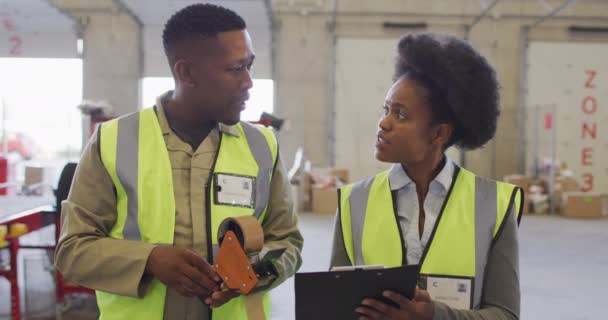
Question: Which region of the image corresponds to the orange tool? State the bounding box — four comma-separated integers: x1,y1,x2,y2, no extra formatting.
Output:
214,216,264,295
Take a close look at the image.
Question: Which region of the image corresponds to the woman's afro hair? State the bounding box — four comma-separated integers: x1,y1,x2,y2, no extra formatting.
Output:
394,32,500,150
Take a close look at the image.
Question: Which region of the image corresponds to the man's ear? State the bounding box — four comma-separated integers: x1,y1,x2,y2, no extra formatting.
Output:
173,60,196,87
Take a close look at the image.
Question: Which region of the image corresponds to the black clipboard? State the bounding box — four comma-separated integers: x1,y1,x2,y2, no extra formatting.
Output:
295,265,420,320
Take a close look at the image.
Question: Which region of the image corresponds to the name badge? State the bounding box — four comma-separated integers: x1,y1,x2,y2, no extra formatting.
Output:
419,274,473,310
214,173,256,208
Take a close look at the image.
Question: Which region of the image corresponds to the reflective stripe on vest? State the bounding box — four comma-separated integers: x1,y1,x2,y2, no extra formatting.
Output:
98,107,277,320
339,167,522,309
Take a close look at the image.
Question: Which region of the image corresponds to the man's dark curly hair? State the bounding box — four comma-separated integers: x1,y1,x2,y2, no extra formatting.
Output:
394,32,500,150
162,3,246,53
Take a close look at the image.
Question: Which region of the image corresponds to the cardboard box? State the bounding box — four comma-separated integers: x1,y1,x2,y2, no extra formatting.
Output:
303,168,350,212
551,191,563,214
503,174,530,191
24,166,44,186
561,192,608,218
555,176,579,192
551,176,579,214
504,174,531,214
312,187,338,215
302,173,312,211
330,169,350,184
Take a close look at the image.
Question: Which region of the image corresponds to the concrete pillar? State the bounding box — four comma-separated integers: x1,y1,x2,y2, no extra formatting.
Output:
466,20,524,179
50,0,142,117
274,12,333,167
81,13,141,116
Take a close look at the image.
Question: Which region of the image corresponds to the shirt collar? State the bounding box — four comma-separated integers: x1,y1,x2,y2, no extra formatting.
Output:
388,156,455,192
218,122,240,137
155,91,240,137
433,158,455,192
388,163,413,191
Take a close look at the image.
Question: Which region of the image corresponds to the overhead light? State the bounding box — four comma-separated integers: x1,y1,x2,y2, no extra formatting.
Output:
568,26,608,33
382,22,427,30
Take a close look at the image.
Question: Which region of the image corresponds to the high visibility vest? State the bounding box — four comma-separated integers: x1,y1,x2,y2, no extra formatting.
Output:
338,167,522,309
97,107,277,319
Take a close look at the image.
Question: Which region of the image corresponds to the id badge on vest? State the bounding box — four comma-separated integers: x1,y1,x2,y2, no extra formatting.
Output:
214,173,256,208
418,274,473,310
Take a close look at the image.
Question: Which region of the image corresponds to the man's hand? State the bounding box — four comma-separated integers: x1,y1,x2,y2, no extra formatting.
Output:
204,286,240,308
356,288,434,320
145,246,221,297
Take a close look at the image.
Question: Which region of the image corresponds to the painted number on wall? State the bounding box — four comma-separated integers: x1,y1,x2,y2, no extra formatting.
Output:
580,69,597,192
2,16,22,56
9,36,22,55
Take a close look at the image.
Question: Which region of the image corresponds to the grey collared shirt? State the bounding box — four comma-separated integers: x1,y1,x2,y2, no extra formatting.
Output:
388,160,455,265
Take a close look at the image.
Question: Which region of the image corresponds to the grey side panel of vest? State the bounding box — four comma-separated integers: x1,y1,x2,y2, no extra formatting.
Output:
473,176,498,308
115,113,142,241
240,122,273,219
349,176,376,265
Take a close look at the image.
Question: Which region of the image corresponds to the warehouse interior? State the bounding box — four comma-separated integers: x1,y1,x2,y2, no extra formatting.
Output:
0,0,607,319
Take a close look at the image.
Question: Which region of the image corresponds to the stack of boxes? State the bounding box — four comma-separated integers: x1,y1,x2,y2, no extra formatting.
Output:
294,167,349,215
503,173,607,218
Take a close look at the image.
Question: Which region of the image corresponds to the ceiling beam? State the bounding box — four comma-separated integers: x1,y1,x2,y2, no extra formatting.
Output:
48,0,121,14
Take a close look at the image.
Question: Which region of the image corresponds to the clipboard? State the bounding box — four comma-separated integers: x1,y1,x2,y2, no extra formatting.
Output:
295,265,420,320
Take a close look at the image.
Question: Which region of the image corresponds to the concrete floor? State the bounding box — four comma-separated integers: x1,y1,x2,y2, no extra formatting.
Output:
2,213,607,319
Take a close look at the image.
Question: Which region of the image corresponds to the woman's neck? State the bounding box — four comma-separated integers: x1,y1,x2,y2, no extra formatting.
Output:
402,151,446,197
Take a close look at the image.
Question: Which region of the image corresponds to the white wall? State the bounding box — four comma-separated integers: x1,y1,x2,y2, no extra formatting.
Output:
0,32,77,58
0,0,78,58
526,41,608,193
273,0,608,180
334,37,394,180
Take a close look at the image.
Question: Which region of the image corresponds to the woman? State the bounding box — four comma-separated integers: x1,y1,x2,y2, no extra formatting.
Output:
330,32,523,320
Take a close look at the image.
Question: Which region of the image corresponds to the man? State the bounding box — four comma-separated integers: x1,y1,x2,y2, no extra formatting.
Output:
55,4,303,320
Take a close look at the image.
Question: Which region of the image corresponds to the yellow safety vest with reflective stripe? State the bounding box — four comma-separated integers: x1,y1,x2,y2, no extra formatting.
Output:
338,167,522,309
97,107,277,320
